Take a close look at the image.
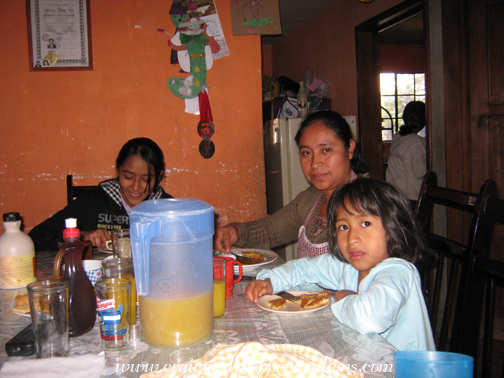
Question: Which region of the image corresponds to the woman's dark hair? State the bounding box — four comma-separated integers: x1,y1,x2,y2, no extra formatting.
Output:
327,178,429,264
294,111,367,174
116,138,165,192
399,101,426,136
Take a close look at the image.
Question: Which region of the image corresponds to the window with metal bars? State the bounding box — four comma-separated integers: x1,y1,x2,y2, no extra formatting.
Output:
380,73,425,141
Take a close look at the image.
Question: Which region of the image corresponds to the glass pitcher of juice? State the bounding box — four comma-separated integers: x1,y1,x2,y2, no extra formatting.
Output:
129,198,214,347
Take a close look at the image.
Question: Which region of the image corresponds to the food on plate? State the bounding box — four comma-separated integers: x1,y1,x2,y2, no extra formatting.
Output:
12,293,49,314
299,291,331,310
240,251,266,265
266,297,287,310
15,294,29,306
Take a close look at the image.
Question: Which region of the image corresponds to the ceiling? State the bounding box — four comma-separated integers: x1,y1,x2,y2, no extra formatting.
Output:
261,0,424,46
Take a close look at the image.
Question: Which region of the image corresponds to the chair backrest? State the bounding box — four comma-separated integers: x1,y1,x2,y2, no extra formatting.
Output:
66,175,100,205
469,196,504,377
415,171,437,234
472,255,504,378
416,178,497,355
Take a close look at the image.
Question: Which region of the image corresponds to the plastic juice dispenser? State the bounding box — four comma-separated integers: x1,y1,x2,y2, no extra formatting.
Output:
129,198,215,347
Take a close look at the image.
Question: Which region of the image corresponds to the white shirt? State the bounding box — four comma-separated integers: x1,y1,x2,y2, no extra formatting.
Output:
257,255,435,351
386,132,426,200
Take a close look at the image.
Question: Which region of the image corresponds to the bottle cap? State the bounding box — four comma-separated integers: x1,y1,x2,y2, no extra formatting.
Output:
63,218,80,238
3,212,21,222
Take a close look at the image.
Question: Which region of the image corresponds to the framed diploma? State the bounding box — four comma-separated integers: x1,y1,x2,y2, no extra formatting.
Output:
27,0,92,71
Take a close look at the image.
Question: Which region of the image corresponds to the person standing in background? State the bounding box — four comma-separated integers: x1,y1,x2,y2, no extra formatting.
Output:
386,101,426,209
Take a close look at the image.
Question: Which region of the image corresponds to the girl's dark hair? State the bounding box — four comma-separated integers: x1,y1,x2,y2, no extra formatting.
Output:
327,178,428,264
399,101,426,136
294,111,367,174
116,138,166,192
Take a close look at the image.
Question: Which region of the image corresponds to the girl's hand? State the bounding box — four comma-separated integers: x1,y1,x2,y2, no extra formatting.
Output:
81,229,111,248
245,279,273,303
334,290,357,302
213,223,241,253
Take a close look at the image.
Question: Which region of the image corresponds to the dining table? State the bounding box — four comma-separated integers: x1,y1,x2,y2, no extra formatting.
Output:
0,249,396,377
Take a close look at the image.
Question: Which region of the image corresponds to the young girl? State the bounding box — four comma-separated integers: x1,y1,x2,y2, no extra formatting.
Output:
245,178,435,351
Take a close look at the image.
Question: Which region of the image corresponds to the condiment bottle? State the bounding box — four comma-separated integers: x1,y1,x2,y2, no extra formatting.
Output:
297,81,308,119
60,218,96,336
0,212,36,289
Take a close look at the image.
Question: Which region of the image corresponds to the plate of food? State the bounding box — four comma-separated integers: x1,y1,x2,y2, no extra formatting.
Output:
230,248,277,272
11,294,31,317
257,291,331,314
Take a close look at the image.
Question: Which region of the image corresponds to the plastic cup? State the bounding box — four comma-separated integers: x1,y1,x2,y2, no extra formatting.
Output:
393,351,474,378
214,256,242,299
213,258,226,318
82,260,103,286
27,280,69,358
96,277,131,350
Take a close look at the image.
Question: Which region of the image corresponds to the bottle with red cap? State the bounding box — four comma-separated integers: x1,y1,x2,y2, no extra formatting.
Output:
60,218,96,337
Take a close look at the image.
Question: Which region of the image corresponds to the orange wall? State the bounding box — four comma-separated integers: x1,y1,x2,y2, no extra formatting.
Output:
269,0,403,117
0,1,265,234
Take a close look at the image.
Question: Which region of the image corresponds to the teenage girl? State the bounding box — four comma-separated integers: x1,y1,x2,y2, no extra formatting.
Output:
245,178,435,351
29,138,173,251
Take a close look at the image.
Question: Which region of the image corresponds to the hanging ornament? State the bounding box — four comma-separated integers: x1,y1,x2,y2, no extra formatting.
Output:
165,3,221,158
197,89,215,159
167,17,220,99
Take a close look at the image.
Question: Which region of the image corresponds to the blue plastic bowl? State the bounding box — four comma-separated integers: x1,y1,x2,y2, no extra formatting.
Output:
393,351,474,378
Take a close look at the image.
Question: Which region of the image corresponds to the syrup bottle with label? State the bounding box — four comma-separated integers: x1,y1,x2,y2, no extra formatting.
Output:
60,218,96,336
0,213,36,289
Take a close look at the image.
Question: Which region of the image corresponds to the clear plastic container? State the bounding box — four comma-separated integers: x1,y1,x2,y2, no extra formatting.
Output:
130,199,214,347
59,218,96,337
0,212,36,289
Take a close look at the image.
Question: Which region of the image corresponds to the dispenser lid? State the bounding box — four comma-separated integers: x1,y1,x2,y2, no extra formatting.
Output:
129,198,214,218
3,212,20,222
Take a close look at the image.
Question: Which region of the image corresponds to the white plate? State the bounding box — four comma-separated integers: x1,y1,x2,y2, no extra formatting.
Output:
231,248,278,273
10,300,30,317
97,247,113,254
257,291,330,314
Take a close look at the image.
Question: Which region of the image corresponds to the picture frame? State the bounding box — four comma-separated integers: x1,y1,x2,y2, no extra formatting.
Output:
27,0,93,71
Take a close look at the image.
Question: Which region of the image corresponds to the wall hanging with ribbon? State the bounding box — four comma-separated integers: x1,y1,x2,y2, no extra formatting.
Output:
164,1,221,159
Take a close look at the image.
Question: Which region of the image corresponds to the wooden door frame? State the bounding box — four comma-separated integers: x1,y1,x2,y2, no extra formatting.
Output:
355,0,426,180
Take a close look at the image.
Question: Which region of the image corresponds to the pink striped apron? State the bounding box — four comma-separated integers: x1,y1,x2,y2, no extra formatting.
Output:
296,171,357,259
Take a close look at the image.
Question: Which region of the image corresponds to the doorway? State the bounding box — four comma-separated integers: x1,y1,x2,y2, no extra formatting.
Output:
354,0,427,180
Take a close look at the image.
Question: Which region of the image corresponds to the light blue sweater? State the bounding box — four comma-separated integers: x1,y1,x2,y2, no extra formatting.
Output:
256,255,435,351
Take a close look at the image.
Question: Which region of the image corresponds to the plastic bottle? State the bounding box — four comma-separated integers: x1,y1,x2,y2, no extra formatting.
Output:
297,81,308,119
303,66,313,88
0,212,36,289
60,218,96,337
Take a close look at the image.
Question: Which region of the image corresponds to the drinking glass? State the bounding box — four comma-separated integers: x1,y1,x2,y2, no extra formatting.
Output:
27,280,69,358
96,277,131,350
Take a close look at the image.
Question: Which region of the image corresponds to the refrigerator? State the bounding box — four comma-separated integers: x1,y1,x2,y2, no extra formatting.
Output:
263,118,310,261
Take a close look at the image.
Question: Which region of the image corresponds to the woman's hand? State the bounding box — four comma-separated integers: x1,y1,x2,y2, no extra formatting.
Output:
213,223,241,253
81,229,111,248
245,279,273,303
333,289,357,302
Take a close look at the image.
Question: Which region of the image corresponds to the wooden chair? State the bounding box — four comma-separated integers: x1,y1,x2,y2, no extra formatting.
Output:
66,175,99,205
416,178,497,356
470,196,504,377
415,171,437,234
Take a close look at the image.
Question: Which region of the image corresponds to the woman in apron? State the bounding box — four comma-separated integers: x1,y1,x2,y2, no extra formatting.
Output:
214,111,366,259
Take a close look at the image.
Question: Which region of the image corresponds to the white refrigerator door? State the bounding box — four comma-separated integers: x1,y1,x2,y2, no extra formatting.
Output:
278,118,309,260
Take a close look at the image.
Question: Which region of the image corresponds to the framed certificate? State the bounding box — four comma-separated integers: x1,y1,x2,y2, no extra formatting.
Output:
27,0,93,71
